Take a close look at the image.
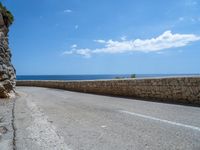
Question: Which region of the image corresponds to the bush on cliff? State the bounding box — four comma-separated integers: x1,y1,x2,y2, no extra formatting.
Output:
0,2,14,27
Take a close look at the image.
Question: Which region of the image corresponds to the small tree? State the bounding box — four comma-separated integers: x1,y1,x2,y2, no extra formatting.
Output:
0,2,14,27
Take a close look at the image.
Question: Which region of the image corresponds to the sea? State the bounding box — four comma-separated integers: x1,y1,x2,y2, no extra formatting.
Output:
16,74,200,81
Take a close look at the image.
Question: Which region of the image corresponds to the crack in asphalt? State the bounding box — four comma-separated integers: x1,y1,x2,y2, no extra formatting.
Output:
11,97,16,150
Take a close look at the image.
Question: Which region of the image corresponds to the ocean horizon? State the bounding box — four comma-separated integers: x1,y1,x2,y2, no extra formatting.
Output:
16,74,200,81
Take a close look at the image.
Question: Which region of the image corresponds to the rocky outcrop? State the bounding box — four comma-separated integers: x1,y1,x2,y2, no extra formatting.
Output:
0,12,15,98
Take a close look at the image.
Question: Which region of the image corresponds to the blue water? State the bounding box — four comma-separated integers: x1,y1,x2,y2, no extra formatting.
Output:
16,74,200,81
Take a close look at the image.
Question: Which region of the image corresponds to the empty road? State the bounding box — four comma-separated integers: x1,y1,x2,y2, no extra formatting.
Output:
14,87,200,150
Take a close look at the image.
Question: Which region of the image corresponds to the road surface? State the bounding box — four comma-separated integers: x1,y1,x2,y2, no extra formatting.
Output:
14,86,200,150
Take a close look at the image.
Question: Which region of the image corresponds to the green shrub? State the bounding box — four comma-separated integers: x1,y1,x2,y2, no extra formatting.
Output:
0,2,14,27
130,74,136,78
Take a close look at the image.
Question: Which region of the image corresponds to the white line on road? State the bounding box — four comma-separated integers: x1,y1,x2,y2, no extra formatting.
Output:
120,110,200,132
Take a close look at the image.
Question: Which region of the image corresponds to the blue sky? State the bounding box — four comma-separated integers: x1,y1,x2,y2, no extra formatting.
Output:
3,0,200,75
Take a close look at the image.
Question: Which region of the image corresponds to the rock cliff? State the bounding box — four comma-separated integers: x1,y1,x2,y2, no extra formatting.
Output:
0,4,15,98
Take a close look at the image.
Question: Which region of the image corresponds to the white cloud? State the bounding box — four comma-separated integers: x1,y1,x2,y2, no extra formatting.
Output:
178,17,184,21
75,25,79,30
94,40,106,43
185,0,198,6
71,44,77,48
121,36,127,41
191,18,196,22
63,30,200,58
178,16,200,23
190,17,200,23
64,9,72,13
62,51,73,55
75,49,91,58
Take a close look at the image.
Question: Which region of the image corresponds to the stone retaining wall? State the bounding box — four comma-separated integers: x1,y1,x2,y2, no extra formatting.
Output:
16,77,200,105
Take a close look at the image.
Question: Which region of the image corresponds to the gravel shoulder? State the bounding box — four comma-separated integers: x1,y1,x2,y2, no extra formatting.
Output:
0,98,15,150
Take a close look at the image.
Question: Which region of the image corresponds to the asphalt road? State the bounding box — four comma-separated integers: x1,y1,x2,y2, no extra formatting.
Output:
14,87,200,150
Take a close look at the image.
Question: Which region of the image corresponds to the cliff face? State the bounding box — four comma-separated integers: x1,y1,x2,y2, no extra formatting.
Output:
0,13,15,98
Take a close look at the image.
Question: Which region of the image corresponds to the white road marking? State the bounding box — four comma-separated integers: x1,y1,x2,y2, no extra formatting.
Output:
26,98,70,150
120,110,200,132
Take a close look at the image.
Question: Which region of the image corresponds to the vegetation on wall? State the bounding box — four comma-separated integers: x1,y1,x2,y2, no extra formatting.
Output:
0,2,14,27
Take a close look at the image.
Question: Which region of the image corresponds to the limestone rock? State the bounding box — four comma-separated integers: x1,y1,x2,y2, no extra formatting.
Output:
0,11,15,98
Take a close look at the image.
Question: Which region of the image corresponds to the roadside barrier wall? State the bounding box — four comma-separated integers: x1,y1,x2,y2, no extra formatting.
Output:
16,77,200,105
